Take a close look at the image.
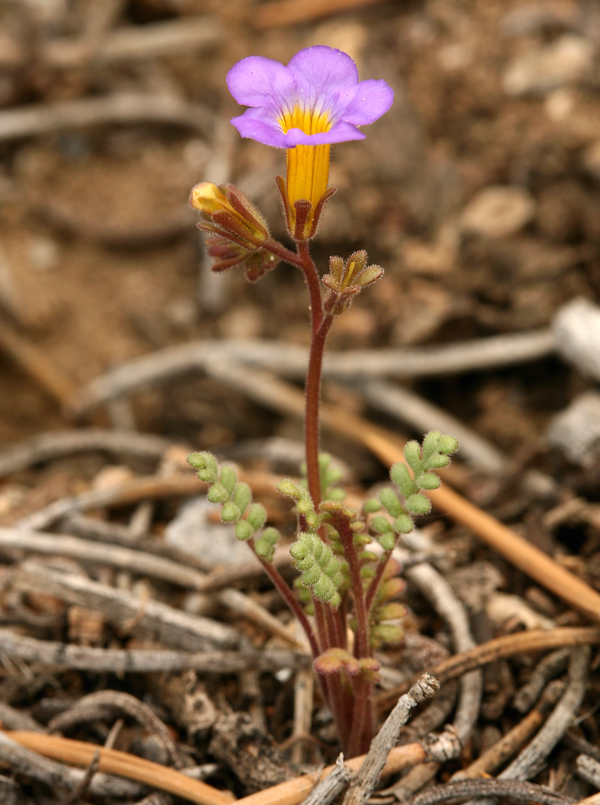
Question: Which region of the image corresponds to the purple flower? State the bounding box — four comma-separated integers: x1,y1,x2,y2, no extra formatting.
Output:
226,46,394,239
226,46,394,149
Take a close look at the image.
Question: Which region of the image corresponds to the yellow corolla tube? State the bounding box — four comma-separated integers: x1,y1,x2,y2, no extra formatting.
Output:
280,106,331,239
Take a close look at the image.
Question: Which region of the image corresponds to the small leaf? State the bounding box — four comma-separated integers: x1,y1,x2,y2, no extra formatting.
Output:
416,473,441,491
403,441,422,473
233,481,252,514
247,503,267,530
390,463,415,498
392,514,414,534
422,431,442,461
363,498,382,514
221,502,241,522
379,487,402,517
207,483,229,504
277,479,302,499
438,434,459,455
235,520,254,541
405,493,432,516
220,465,238,496
378,532,395,552
371,515,392,534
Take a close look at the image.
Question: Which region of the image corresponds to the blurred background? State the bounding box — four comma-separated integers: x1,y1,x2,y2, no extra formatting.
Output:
0,0,599,486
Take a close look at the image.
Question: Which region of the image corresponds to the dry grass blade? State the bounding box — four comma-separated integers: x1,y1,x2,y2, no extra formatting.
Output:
254,0,391,28
5,731,233,805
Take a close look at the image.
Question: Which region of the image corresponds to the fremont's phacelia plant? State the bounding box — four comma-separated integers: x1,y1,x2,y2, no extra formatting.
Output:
188,46,457,757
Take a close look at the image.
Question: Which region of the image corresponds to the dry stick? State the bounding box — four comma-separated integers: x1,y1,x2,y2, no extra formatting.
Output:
0,528,209,590
0,316,76,406
43,15,222,68
377,627,600,713
0,628,306,673
47,690,183,769
0,428,174,478
14,468,281,532
576,755,600,789
254,0,393,28
343,675,440,805
13,561,239,651
513,648,570,714
300,754,352,805
403,559,482,745
194,363,600,622
496,646,590,781
0,93,214,144
0,16,221,69
452,679,564,780
4,731,233,805
0,528,298,645
68,331,555,416
406,779,574,805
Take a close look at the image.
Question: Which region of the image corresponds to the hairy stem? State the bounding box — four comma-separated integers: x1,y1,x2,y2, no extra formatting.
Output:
250,541,319,658
365,548,396,614
335,515,371,662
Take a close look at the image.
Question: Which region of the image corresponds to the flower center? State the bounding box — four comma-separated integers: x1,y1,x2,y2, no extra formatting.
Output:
279,103,331,136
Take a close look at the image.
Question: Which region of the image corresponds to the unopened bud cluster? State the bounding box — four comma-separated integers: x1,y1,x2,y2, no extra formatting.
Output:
190,183,279,282
322,250,384,316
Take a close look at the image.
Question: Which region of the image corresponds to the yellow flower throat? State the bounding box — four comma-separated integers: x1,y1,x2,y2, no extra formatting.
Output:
279,105,331,238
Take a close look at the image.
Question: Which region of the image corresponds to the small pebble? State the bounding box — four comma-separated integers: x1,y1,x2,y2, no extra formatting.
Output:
461,186,536,239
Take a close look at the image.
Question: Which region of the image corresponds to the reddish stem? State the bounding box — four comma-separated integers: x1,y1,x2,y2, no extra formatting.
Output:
335,514,370,661
365,549,394,614
250,541,319,658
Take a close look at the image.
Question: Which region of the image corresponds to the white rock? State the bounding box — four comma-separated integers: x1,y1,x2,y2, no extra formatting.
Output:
460,185,536,239
165,496,251,567
546,391,600,466
503,34,593,96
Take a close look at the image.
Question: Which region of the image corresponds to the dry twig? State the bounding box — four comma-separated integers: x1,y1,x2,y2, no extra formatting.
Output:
342,675,440,805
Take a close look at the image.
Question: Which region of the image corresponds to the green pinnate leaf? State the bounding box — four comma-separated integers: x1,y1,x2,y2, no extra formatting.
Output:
207,483,229,504
221,502,241,522
363,498,382,514
235,519,254,541
220,465,237,496
379,487,402,517
247,503,267,530
379,577,405,601
326,487,346,501
405,493,432,515
233,481,252,514
390,463,415,498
